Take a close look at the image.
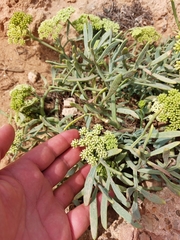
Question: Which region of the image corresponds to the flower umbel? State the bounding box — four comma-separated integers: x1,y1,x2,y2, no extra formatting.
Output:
131,26,160,43
71,124,118,165
10,84,40,124
38,7,75,40
7,11,33,45
72,14,120,33
151,89,180,130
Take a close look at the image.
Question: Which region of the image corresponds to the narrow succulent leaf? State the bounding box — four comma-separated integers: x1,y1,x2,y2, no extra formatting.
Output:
100,178,111,230
143,124,154,150
117,108,139,119
28,122,44,134
144,130,180,139
96,30,111,50
132,190,142,220
134,81,172,90
83,23,88,52
163,148,170,165
169,170,180,180
116,174,134,186
40,117,60,133
107,148,122,157
126,187,136,200
70,102,85,113
114,151,127,163
110,178,130,207
90,187,98,240
84,166,97,206
112,39,128,61
152,73,177,84
150,50,172,66
102,74,123,102
161,174,180,196
90,29,103,48
66,74,97,82
150,141,180,157
131,199,141,221
77,49,94,64
85,103,102,115
97,40,120,62
87,21,93,41
137,186,166,204
123,69,136,79
135,43,149,69
112,201,141,228
176,152,180,167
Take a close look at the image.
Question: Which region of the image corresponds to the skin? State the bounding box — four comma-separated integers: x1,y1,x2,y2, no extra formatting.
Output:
0,124,94,240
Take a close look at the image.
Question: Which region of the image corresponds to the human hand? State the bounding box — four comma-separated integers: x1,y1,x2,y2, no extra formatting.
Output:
0,124,91,240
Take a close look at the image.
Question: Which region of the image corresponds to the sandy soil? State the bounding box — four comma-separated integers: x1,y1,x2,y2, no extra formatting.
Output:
0,0,180,239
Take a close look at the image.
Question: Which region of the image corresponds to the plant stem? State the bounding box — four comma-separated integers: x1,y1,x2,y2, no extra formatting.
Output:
131,110,161,148
28,32,62,53
171,0,180,30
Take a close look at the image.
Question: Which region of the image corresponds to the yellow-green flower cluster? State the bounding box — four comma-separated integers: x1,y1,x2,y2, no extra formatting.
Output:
102,18,120,33
10,84,40,117
7,11,33,45
38,7,75,40
173,32,180,71
174,60,180,71
174,32,180,53
71,124,118,165
131,26,160,43
72,14,120,33
138,100,146,109
8,128,24,157
151,89,180,130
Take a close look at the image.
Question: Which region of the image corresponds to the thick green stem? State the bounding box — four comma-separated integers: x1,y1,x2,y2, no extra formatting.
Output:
28,32,62,53
131,110,161,148
171,0,180,30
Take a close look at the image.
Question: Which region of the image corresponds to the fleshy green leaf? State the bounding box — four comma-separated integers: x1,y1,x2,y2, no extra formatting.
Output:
84,166,97,206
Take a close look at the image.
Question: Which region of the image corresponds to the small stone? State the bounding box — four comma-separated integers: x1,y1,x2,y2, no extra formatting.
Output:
62,107,77,116
63,98,75,107
28,71,40,83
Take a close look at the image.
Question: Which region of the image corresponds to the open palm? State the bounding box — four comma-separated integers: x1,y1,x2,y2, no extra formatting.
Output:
0,124,91,240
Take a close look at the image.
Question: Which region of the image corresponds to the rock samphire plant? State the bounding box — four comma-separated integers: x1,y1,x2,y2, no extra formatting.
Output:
4,4,180,239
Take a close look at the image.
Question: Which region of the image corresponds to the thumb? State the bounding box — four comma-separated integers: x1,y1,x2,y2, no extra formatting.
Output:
0,124,15,159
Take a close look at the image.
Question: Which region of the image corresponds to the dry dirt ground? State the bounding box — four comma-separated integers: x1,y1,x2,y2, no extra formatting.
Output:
1,0,180,239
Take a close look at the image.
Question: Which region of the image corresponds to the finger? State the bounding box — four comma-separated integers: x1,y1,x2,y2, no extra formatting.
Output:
19,129,79,171
43,146,83,187
0,124,15,159
67,193,102,240
53,164,90,207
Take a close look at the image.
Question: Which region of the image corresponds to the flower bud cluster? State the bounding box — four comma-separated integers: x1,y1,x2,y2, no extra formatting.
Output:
10,84,40,120
72,14,120,33
71,124,118,165
174,32,180,53
151,89,180,130
131,26,160,43
7,11,33,45
8,128,24,157
38,7,75,40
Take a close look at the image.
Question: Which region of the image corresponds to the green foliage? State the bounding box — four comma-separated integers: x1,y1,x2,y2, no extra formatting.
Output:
71,124,118,165
7,11,33,45
38,7,75,40
72,13,120,33
151,89,180,130
131,26,160,43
